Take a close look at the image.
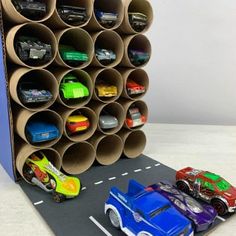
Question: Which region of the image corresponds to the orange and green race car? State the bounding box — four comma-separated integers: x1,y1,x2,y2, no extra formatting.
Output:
23,152,81,202
66,115,90,134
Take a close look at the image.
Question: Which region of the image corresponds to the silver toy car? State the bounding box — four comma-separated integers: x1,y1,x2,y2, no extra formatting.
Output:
99,114,118,129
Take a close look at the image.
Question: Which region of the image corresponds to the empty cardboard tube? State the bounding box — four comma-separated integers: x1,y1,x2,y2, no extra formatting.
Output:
16,143,61,184
55,28,94,69
85,0,124,31
58,107,97,142
118,129,146,158
53,69,93,109
1,0,56,24
6,23,57,69
89,133,123,165
120,68,149,100
87,68,123,103
47,0,93,28
54,140,96,175
91,30,124,68
9,68,58,111
119,99,148,130
14,109,63,148
120,34,151,68
89,101,125,135
118,0,153,34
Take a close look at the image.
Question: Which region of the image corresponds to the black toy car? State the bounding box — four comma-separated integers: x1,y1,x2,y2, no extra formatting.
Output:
16,36,52,62
95,10,118,28
129,12,148,32
12,0,47,19
57,5,87,25
18,82,53,104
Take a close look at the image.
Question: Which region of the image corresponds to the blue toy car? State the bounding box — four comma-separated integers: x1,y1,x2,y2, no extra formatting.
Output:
105,180,194,236
149,181,217,232
26,121,60,143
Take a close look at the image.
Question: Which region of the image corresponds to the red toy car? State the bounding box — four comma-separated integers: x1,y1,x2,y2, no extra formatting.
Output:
126,79,145,95
126,107,146,128
176,167,236,215
66,115,90,134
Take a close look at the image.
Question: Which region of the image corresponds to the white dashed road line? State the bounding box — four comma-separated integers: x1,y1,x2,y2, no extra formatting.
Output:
34,200,44,206
82,187,87,191
134,169,142,173
94,181,104,185
108,177,117,181
216,216,226,222
145,166,151,170
121,172,128,176
155,163,160,167
89,216,112,236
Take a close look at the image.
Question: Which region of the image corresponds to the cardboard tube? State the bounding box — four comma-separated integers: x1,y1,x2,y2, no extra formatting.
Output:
53,69,93,109
16,143,61,184
55,28,94,69
54,140,96,175
120,68,149,100
120,34,151,68
91,30,124,68
9,68,58,111
118,129,146,158
85,0,124,31
118,0,153,34
47,0,93,28
87,68,123,103
89,133,123,165
1,0,56,24
14,109,63,148
119,99,148,130
58,107,97,142
89,101,125,135
6,23,57,69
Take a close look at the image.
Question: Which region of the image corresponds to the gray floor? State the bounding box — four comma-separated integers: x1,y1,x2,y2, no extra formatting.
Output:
0,123,236,235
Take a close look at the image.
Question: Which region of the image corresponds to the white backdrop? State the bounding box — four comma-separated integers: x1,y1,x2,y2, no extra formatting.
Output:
144,0,236,125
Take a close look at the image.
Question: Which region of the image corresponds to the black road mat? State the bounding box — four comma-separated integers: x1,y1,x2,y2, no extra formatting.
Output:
19,155,233,236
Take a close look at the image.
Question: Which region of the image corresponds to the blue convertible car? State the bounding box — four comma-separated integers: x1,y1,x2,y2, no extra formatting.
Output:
105,180,194,236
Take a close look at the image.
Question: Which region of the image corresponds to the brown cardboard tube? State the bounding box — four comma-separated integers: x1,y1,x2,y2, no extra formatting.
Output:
9,68,58,111
14,109,63,148
118,129,146,158
16,143,61,184
118,0,153,34
55,28,94,69
53,69,93,109
85,0,124,31
120,34,151,68
89,133,123,165
6,23,57,69
54,140,96,175
87,68,123,103
120,68,149,100
47,0,93,28
1,0,56,24
91,30,124,68
89,101,125,134
119,99,148,130
57,107,97,142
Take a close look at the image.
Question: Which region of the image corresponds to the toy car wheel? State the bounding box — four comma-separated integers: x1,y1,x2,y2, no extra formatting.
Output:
176,181,190,194
23,165,35,182
108,209,120,229
18,47,28,61
211,199,228,216
53,192,66,203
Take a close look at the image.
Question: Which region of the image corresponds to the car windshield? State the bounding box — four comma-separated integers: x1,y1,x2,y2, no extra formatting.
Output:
149,205,170,218
185,197,203,213
216,179,231,191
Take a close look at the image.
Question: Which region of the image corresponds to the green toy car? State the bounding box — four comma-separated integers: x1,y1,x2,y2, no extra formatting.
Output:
60,74,89,100
59,44,89,66
23,152,81,203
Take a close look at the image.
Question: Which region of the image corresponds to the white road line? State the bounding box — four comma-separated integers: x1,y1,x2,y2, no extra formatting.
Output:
122,172,128,176
134,169,142,173
89,216,112,236
155,163,160,167
145,166,151,170
34,200,44,206
216,216,226,222
82,187,87,191
94,181,104,185
108,177,116,181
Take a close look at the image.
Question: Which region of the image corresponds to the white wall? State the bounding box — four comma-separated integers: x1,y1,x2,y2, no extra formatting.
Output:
145,0,236,125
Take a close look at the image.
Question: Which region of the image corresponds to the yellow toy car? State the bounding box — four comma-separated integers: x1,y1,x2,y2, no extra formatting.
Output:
66,115,90,134
96,82,118,97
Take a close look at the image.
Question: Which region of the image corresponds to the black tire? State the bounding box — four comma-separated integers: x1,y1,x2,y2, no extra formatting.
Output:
211,199,228,216
53,192,66,203
23,165,35,182
18,47,28,62
108,209,121,229
176,181,190,194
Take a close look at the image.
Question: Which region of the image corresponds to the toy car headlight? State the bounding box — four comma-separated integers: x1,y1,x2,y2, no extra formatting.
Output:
186,197,203,213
